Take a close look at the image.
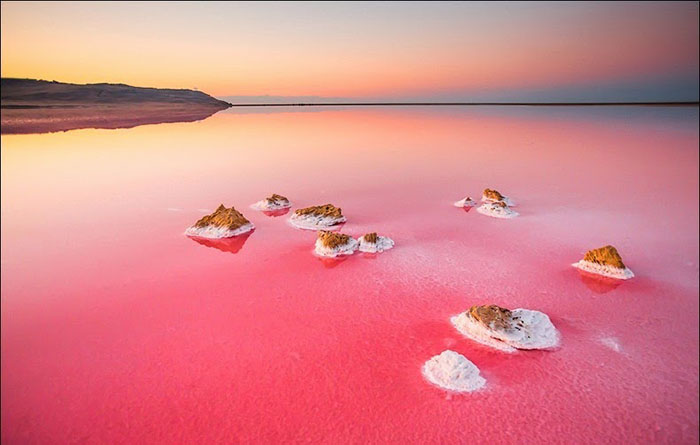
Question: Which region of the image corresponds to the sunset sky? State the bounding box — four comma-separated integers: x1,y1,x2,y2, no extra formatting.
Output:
1,1,698,101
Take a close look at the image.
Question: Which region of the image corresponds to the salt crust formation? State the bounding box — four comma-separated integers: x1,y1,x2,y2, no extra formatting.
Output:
476,201,519,219
185,204,254,239
450,305,560,353
357,232,394,253
422,350,486,392
290,204,346,229
572,245,634,280
453,196,478,208
251,194,292,211
314,230,358,257
481,188,516,206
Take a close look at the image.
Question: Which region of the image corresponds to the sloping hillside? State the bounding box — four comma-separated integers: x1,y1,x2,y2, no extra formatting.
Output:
1,78,231,134
1,78,231,107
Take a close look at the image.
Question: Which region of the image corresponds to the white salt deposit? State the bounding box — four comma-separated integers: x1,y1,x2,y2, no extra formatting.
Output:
572,260,634,280
453,197,478,208
476,203,519,219
600,337,622,353
451,308,560,352
422,350,486,392
481,193,515,207
184,223,254,239
251,198,292,211
314,236,358,258
289,213,346,230
358,235,394,253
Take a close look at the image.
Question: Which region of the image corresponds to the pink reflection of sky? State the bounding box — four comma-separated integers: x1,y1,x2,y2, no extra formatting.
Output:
1,106,699,444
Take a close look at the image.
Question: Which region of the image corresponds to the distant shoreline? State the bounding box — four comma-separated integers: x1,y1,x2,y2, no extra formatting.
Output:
1,78,231,134
227,102,699,107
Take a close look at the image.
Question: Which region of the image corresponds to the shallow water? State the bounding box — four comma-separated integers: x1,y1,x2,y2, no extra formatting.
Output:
2,105,698,444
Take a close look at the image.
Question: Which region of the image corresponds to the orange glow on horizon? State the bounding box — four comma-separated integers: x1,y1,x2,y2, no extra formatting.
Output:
1,2,697,98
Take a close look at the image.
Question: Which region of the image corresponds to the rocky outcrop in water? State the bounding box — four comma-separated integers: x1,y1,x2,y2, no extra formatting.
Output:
289,203,346,229
572,245,634,279
185,204,254,239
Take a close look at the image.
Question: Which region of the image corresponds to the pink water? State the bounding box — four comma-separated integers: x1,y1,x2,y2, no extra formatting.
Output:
2,106,698,444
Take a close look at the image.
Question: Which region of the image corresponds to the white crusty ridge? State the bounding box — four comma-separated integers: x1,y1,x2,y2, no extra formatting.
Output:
572,260,635,280
476,202,519,219
185,223,254,239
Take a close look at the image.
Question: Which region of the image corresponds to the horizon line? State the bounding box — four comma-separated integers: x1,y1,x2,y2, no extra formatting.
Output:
227,101,700,107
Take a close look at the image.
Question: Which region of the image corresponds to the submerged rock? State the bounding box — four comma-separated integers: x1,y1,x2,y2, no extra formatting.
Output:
572,245,634,280
453,196,478,208
422,350,486,392
185,204,254,239
290,203,346,230
252,193,292,211
476,201,519,219
481,188,515,206
451,304,560,353
357,232,395,253
314,230,358,257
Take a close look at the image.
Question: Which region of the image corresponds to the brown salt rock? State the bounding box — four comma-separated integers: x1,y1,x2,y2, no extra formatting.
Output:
483,188,505,201
469,305,514,331
317,230,353,249
363,232,378,243
265,193,289,205
583,245,626,269
295,203,343,218
193,204,250,230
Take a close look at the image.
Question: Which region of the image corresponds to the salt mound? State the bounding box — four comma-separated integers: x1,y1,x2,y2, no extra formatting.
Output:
481,188,516,206
289,203,346,230
476,201,519,219
453,196,478,208
573,261,634,279
185,204,254,239
422,350,486,392
451,305,560,352
251,193,292,211
314,230,358,257
572,245,634,280
357,232,394,253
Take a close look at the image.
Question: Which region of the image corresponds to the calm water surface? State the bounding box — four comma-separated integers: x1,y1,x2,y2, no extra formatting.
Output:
2,106,698,444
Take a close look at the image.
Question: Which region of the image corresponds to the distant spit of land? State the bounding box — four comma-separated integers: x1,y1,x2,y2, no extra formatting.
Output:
1,78,231,134
3,78,696,135
225,101,700,107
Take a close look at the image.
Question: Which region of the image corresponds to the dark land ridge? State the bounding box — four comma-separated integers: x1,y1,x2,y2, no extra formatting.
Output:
1,78,231,134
